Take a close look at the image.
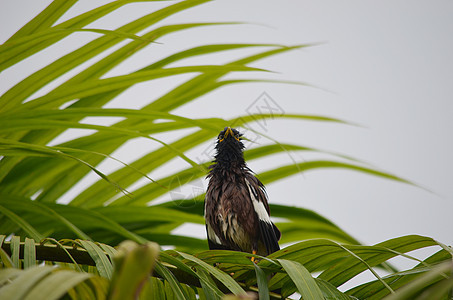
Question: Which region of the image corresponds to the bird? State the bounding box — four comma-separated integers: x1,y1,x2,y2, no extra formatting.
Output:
204,127,281,258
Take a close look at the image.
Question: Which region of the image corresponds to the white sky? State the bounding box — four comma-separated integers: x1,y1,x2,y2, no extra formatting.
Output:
1,0,453,259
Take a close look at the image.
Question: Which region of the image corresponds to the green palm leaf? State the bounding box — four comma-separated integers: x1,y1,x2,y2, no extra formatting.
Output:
1,1,451,299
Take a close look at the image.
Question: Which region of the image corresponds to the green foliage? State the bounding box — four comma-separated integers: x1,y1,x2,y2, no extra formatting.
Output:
0,1,452,299
0,0,369,250
0,236,452,299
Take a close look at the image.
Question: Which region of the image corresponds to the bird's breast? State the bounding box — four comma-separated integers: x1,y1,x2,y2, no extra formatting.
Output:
217,210,249,251
218,181,257,246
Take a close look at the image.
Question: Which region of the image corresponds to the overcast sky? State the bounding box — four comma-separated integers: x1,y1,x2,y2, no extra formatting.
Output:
2,0,453,266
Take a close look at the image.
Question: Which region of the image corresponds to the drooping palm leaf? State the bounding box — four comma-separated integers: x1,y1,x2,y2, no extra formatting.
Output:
1,1,450,298
1,235,451,299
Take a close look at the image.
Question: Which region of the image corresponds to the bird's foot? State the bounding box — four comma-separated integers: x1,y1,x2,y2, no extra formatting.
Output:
251,250,257,264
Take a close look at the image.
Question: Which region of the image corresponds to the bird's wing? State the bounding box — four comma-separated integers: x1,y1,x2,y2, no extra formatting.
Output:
205,186,229,250
245,177,281,254
206,224,233,250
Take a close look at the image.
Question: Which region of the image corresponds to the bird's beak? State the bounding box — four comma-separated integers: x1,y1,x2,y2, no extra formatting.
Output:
219,127,239,142
224,127,234,138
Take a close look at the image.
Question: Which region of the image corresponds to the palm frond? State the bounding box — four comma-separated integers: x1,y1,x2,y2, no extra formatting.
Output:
1,1,450,298
1,235,451,299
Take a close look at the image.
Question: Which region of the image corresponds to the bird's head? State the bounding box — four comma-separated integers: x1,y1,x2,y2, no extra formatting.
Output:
213,127,245,165
217,127,242,143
